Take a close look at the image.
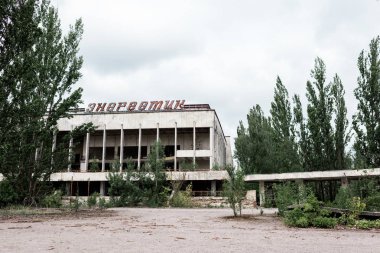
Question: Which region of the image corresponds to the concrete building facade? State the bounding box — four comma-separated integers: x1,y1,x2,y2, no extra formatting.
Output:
54,101,233,196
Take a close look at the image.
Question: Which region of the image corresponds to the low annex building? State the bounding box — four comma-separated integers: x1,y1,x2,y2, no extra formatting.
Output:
52,100,233,196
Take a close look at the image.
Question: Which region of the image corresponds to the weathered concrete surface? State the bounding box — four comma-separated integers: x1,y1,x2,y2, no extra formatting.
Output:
48,171,229,182
1,208,379,253
245,168,380,182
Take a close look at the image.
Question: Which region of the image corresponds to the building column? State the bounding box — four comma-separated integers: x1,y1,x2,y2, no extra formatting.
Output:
120,124,124,172
259,181,265,207
211,180,217,196
138,124,142,170
174,122,177,171
84,132,90,172
65,182,71,196
102,124,106,172
209,127,214,170
67,126,73,172
193,121,196,167
341,177,349,188
51,130,57,169
156,123,160,142
100,182,105,196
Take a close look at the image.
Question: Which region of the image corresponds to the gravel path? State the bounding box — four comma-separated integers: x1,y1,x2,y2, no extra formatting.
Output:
0,208,379,253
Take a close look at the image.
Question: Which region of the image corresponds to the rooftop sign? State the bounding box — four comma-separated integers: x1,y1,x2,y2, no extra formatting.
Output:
87,100,185,113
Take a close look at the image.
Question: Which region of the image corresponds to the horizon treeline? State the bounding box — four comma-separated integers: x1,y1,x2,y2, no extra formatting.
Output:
235,36,380,175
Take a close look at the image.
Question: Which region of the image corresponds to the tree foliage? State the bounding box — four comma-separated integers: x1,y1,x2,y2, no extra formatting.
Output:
236,58,349,176
107,141,168,207
0,0,90,205
270,77,301,172
223,165,245,217
305,58,335,171
353,36,380,168
235,105,275,174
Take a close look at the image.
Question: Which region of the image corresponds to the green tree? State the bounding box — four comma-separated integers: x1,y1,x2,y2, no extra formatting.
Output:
353,36,380,168
235,105,276,174
0,0,89,205
223,165,245,217
293,94,311,170
331,74,349,170
270,76,301,172
143,140,168,206
305,58,335,171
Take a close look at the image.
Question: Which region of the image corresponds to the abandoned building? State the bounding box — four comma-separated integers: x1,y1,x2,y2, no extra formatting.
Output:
51,100,233,196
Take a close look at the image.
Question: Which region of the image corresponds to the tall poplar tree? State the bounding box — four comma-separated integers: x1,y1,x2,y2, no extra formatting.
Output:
353,36,380,168
305,58,335,171
235,105,275,174
292,94,311,170
331,74,349,170
0,0,91,204
270,76,301,172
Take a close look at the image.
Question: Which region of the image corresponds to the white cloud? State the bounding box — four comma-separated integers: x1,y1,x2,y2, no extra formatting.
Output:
56,0,380,152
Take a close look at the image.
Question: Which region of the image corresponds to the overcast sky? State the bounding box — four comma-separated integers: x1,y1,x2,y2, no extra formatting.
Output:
55,0,380,150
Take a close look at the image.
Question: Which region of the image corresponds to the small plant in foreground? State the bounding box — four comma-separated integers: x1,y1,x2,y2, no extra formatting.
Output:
87,192,99,208
42,190,62,208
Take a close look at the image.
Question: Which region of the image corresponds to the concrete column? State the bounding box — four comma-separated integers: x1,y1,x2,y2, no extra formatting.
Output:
174,122,177,171
211,180,217,196
341,177,349,188
100,182,105,196
84,132,90,172
193,121,196,167
68,125,73,172
259,181,265,207
102,124,106,172
209,127,214,170
120,124,124,172
51,130,57,169
65,182,71,196
156,123,160,142
138,124,142,170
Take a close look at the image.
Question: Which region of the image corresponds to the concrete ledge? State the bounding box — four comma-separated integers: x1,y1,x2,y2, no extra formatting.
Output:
244,168,380,182
47,170,229,182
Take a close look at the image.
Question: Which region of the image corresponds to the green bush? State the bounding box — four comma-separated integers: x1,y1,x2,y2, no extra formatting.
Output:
0,180,18,207
87,192,99,208
42,190,62,208
295,216,309,228
333,187,351,209
69,195,82,211
312,216,337,228
355,219,371,229
365,194,380,211
273,182,310,216
98,197,107,209
284,193,337,229
171,184,193,208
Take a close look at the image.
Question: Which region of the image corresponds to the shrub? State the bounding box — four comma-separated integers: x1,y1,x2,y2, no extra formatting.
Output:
87,192,99,208
274,182,310,216
365,194,380,211
98,197,107,209
42,190,62,208
333,187,351,209
69,196,82,211
312,216,337,228
284,193,337,229
355,219,371,230
171,184,193,208
0,180,19,207
295,217,309,228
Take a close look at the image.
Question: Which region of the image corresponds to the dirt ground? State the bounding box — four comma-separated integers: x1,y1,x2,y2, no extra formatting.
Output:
0,208,379,253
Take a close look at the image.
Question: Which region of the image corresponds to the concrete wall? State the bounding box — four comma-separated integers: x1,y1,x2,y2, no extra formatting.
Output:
57,110,217,130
